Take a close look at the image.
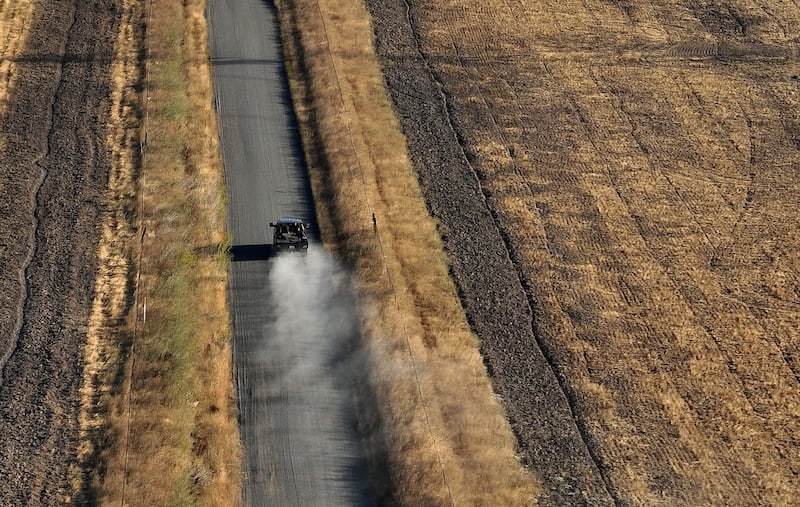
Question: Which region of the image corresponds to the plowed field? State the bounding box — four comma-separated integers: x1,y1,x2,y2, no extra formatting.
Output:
366,0,800,504
0,1,119,503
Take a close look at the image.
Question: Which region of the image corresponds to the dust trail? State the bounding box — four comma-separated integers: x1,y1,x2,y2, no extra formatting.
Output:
250,245,373,506
268,246,358,380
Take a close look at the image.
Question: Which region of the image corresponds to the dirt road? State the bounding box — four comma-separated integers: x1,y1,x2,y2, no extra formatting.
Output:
366,0,800,504
208,0,373,504
0,1,118,503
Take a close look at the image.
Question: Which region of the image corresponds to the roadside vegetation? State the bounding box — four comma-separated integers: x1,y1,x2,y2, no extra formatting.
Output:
274,0,538,504
78,0,241,505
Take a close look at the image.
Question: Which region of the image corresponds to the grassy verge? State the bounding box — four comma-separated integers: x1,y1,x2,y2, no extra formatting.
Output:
80,0,241,505
274,0,538,504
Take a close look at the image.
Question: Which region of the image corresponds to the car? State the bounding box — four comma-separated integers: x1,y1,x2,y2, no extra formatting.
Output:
269,218,309,253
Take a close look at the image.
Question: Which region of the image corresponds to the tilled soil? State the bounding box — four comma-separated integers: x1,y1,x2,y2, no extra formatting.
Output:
366,0,800,505
0,1,119,504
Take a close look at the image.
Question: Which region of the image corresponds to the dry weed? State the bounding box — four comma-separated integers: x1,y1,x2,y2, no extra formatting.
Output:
0,0,34,113
83,0,241,505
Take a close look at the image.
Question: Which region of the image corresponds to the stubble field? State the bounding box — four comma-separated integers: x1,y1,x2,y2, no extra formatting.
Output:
365,0,800,504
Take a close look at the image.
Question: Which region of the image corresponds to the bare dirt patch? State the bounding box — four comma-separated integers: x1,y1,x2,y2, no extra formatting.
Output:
366,0,800,504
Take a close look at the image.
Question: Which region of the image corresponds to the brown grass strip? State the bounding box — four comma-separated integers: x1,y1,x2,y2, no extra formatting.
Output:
73,0,142,501
275,0,538,504
80,0,241,505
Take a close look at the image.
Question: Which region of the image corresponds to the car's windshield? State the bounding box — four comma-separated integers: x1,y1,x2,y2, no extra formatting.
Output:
276,222,304,236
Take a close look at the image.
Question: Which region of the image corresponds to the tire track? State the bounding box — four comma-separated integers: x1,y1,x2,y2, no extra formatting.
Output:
0,157,46,386
0,1,76,389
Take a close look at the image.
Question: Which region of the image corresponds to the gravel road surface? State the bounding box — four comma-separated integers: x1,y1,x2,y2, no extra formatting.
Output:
207,0,372,505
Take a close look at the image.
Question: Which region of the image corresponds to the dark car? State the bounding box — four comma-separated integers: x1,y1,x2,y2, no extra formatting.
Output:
269,218,309,253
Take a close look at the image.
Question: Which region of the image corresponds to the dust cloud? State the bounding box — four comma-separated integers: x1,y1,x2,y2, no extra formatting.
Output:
267,245,359,382
254,245,373,506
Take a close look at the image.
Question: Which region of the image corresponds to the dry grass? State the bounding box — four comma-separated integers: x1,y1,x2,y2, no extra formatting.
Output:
274,0,537,504
79,0,241,505
0,0,34,113
73,0,141,500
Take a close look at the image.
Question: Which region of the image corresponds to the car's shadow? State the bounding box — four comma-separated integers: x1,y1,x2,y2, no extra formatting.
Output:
230,244,276,261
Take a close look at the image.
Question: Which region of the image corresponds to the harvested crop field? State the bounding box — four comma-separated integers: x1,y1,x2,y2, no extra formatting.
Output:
365,0,800,505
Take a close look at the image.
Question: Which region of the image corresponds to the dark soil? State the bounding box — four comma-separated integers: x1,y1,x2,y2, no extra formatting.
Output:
0,1,119,504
